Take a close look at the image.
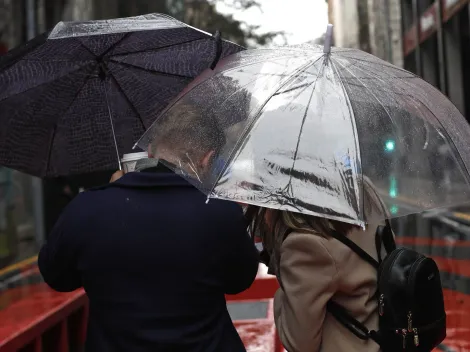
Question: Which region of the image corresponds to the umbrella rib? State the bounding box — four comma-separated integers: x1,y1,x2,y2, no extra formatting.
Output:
44,73,94,176
108,37,208,58
107,71,147,132
73,38,99,59
284,56,326,198
329,59,364,220
108,59,193,79
100,33,131,58
332,58,400,133
335,54,416,77
207,55,326,198
350,61,470,186
0,62,95,104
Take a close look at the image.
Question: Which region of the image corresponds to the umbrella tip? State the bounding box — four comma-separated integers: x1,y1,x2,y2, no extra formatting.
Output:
323,24,334,54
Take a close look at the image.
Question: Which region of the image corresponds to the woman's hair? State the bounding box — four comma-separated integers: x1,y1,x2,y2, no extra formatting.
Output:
246,177,386,278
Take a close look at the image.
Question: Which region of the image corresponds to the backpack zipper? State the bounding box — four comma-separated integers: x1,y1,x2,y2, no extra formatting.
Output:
377,248,406,317
407,311,413,332
396,315,445,348
408,312,418,346
407,256,426,302
378,248,406,294
405,255,427,347
379,294,384,316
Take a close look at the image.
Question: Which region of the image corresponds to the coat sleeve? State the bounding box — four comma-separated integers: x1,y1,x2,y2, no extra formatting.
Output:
221,205,259,295
38,197,84,292
274,232,338,352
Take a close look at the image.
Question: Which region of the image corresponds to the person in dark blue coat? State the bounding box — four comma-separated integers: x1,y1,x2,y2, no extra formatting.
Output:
38,160,259,352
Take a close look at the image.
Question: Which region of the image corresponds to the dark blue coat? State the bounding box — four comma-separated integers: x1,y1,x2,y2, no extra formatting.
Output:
38,168,259,352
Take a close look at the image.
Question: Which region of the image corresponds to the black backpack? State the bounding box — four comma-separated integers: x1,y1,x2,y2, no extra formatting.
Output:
327,221,446,352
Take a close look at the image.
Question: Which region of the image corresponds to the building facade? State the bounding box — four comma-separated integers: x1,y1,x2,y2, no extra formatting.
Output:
328,0,404,67
401,0,470,120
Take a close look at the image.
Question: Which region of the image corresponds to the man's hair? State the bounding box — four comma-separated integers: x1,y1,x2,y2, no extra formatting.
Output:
150,101,226,162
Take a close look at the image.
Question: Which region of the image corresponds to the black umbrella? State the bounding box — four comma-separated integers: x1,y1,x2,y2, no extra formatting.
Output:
0,13,243,177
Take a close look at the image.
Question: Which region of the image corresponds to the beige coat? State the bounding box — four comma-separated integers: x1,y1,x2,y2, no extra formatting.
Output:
274,213,385,352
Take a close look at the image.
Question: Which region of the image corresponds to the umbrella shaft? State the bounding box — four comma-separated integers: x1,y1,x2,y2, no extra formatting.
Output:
103,82,122,171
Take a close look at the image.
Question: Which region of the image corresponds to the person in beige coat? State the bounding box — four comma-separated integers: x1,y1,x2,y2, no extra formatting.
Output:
247,181,386,352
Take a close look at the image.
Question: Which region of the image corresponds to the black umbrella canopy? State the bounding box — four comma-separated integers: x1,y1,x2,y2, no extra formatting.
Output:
0,13,244,177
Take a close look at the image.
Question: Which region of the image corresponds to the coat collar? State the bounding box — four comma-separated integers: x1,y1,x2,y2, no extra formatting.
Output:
90,171,193,191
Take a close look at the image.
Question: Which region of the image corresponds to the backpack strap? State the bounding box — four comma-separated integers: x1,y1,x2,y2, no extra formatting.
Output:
330,230,380,269
327,301,382,345
327,223,394,349
377,220,396,254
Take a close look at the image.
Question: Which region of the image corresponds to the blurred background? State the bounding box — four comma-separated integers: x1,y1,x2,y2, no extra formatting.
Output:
0,0,470,292
1,1,470,351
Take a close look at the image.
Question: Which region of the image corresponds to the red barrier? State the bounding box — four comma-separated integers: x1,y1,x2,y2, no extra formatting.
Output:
226,266,283,352
0,284,88,352
2,261,467,352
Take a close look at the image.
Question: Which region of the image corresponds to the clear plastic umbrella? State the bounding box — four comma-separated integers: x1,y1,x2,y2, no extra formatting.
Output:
136,28,470,227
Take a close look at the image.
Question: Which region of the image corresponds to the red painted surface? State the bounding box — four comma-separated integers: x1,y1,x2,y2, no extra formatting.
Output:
396,236,470,247
442,289,470,351
235,321,277,352
230,299,278,352
228,266,281,352
429,256,470,277
0,283,87,352
1,257,470,351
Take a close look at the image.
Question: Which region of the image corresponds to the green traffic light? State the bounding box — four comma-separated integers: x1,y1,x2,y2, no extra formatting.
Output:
389,176,398,198
385,139,395,152
390,205,399,215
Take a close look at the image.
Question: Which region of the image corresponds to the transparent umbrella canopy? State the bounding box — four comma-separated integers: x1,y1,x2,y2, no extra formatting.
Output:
137,33,470,227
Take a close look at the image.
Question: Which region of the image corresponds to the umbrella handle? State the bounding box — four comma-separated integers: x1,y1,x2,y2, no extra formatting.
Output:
210,31,223,70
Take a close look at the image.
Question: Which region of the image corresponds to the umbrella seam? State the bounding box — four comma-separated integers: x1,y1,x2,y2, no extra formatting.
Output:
330,58,365,222
108,59,193,79
107,37,210,58
207,54,327,200
283,56,327,203
107,71,147,133
332,58,401,134
335,53,418,78
99,33,131,59
0,62,96,104
72,37,99,59
134,53,300,149
334,58,404,219
43,73,95,176
348,59,470,188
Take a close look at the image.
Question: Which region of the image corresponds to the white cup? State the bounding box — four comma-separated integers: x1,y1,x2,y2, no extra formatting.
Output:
121,152,148,173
